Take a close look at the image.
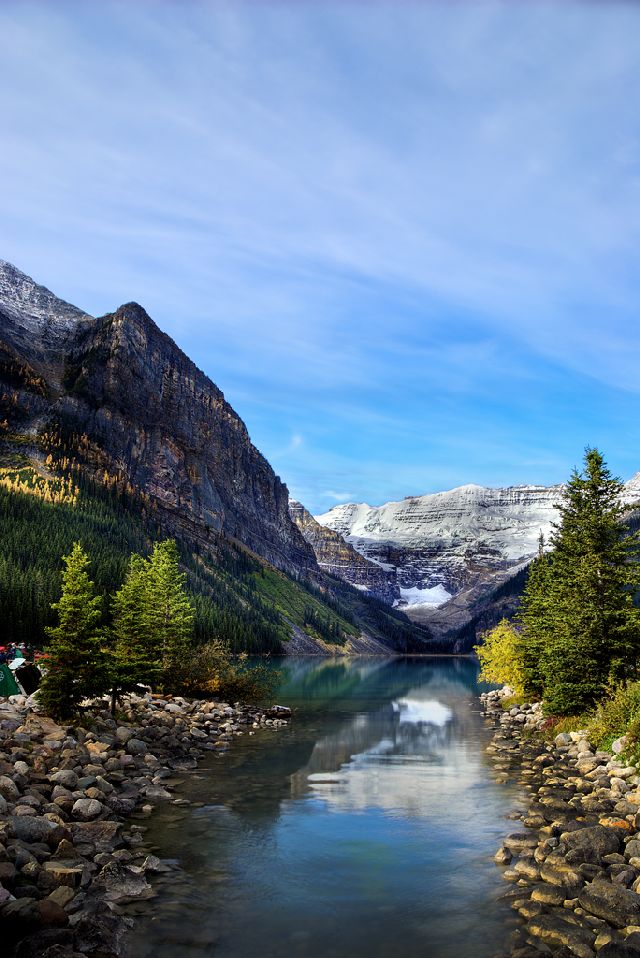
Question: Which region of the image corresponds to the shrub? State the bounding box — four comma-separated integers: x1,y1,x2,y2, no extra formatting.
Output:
176,640,280,704
539,714,589,741
475,619,528,698
586,682,640,749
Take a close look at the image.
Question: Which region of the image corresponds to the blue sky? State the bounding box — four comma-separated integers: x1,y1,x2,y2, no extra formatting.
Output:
2,1,640,513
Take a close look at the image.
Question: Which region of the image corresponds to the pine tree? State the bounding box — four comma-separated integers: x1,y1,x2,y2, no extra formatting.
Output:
39,542,110,719
518,533,554,699
144,539,195,689
109,553,162,710
533,448,640,715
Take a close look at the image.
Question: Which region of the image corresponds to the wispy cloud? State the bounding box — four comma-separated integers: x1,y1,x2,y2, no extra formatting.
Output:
323,491,356,504
1,1,640,510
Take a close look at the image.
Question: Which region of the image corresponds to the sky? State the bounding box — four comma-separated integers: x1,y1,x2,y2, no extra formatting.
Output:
2,0,640,514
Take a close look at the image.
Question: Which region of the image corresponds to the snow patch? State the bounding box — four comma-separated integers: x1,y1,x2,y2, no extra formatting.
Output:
396,585,452,608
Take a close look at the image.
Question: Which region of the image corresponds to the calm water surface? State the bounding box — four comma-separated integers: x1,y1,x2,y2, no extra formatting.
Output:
128,657,523,958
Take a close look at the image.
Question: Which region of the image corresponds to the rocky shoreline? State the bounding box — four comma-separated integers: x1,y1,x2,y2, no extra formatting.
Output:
0,692,291,958
482,687,640,958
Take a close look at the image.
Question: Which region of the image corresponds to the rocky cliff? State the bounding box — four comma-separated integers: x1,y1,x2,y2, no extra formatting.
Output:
0,261,316,575
0,259,433,655
289,499,399,605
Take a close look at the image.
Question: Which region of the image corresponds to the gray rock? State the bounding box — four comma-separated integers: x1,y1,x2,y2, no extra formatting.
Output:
143,785,172,801
561,825,622,864
0,774,20,801
8,816,68,848
91,861,152,902
579,878,640,928
597,944,640,958
70,820,121,849
72,905,132,958
71,799,103,821
554,732,573,747
526,913,595,958
49,770,78,790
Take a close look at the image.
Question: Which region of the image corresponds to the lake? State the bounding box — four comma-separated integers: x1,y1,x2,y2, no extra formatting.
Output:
127,656,522,958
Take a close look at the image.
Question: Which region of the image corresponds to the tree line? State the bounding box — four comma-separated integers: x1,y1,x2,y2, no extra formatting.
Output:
477,448,640,716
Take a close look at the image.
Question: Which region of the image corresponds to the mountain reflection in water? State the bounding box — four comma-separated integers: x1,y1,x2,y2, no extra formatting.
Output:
127,657,522,958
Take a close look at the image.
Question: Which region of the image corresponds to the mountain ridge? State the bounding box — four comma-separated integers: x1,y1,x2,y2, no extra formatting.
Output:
312,474,640,644
0,259,431,654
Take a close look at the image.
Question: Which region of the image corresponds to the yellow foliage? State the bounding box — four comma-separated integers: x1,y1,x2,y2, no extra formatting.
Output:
0,468,79,506
475,618,527,697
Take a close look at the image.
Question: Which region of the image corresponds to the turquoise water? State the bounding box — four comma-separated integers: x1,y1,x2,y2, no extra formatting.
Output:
128,657,522,958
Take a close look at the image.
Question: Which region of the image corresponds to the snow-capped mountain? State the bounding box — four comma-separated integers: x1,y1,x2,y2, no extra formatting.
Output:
314,477,640,638
289,499,400,604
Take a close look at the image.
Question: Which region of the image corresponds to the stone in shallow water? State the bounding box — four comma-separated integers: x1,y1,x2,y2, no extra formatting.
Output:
91,861,152,902
531,883,568,906
526,913,596,958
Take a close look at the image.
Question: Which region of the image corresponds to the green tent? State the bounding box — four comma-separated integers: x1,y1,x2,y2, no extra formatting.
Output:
0,664,20,697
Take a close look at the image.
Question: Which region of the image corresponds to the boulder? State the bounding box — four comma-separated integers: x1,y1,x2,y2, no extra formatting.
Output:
526,913,595,958
0,774,20,801
561,825,622,864
73,905,131,957
8,816,69,848
70,820,121,849
48,770,78,790
90,861,152,902
554,732,573,747
71,799,103,821
579,879,640,928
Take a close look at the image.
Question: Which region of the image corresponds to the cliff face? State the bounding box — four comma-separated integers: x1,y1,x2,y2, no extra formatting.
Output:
0,262,316,576
289,499,399,604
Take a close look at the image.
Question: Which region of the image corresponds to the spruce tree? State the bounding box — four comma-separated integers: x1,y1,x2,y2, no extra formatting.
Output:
39,542,110,719
518,534,554,699
109,553,162,710
532,449,640,715
144,539,195,689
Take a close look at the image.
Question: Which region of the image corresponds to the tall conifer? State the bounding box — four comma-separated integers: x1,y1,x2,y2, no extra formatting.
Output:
39,543,109,719
518,533,553,699
109,553,161,709
527,448,640,714
144,539,195,687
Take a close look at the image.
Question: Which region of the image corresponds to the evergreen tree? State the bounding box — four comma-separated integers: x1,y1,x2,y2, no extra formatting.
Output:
109,553,162,710
527,448,640,715
518,533,553,699
144,539,195,688
39,543,110,719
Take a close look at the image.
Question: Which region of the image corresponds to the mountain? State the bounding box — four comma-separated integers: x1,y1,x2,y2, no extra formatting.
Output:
288,500,399,605
0,260,432,654
314,478,640,648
